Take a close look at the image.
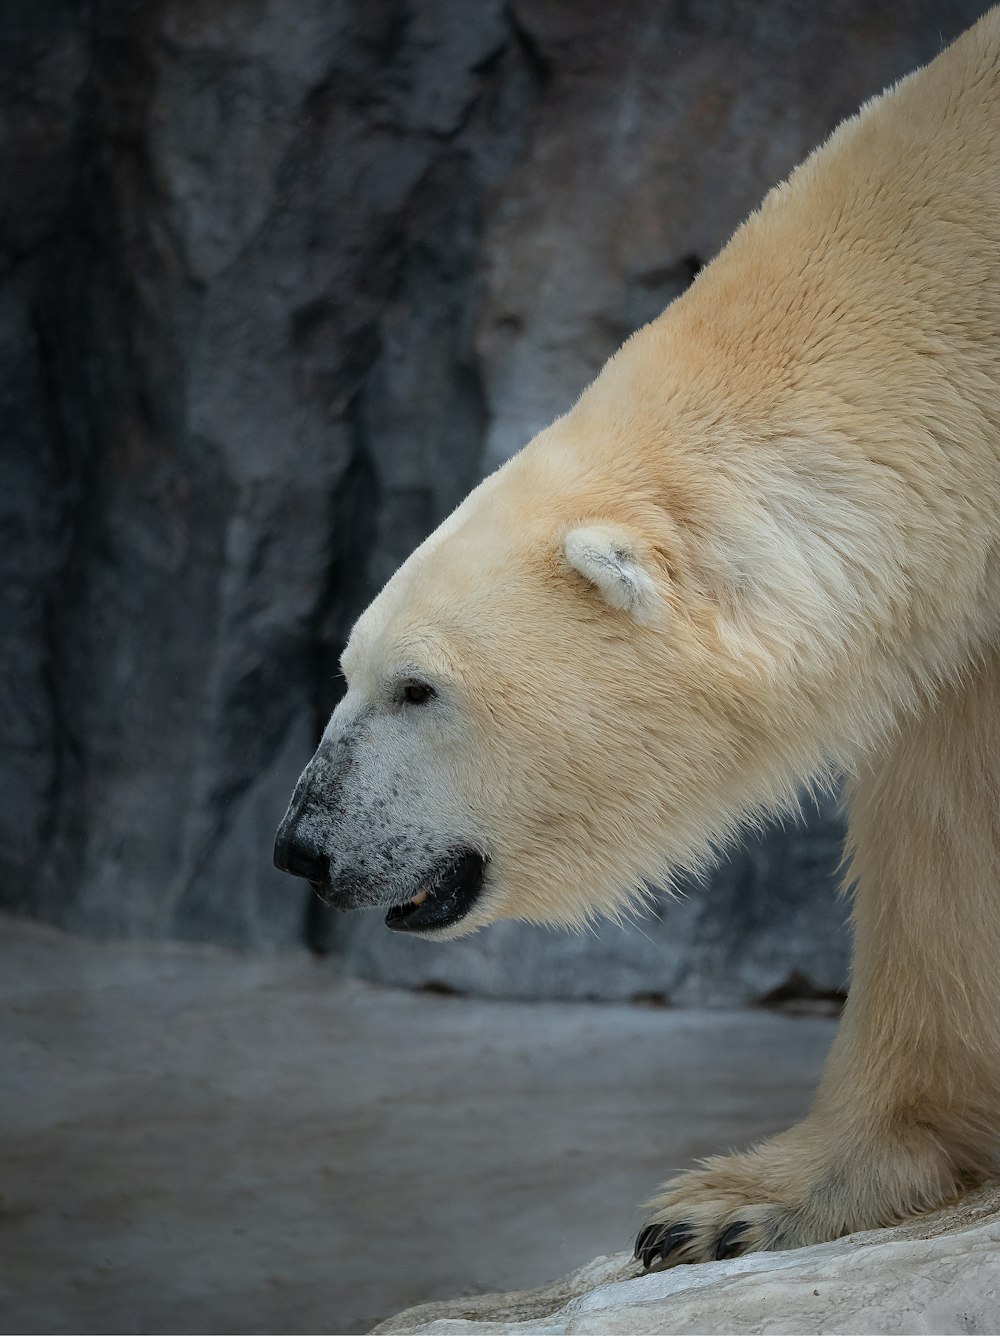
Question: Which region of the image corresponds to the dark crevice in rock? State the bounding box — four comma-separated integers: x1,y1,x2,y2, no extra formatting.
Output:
630,991,673,1009
505,4,553,91
418,980,465,997
312,420,382,734
32,306,85,866
758,970,849,1018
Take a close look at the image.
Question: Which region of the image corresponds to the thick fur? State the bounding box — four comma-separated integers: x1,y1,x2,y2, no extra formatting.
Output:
281,12,1000,1260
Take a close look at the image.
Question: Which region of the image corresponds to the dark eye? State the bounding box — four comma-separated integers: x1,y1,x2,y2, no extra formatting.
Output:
400,678,436,706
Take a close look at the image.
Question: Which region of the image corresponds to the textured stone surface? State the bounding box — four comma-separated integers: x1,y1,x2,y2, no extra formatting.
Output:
0,2,987,992
2,0,537,948
374,1189,1000,1335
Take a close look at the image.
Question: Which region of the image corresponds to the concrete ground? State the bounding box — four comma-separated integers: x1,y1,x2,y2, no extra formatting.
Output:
0,916,836,1334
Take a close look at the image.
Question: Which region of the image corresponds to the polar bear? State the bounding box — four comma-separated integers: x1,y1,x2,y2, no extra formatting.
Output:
275,11,1000,1265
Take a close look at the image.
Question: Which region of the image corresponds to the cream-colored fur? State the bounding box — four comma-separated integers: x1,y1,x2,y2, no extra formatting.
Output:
312,11,1000,1260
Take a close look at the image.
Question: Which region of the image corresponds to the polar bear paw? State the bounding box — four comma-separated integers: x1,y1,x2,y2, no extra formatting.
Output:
635,1177,806,1268
634,1122,968,1269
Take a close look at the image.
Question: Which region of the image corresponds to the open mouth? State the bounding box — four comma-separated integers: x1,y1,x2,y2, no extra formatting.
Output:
385,848,487,933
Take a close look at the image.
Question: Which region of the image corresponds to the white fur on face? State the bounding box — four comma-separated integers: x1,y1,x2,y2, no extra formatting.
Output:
563,525,664,625
278,679,495,931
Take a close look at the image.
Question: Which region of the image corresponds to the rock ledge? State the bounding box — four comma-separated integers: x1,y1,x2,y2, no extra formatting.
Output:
374,1186,1000,1335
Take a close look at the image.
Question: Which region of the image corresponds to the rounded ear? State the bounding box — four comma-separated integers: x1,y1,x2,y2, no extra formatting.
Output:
563,525,665,625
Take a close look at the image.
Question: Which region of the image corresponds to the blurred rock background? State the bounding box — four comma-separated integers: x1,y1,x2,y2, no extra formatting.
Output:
0,0,983,1002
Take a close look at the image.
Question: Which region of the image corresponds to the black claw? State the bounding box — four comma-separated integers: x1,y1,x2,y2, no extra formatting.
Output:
635,1221,694,1268
634,1224,657,1260
715,1220,750,1261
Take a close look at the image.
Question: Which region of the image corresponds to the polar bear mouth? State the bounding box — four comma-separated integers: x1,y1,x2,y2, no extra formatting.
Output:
384,848,486,933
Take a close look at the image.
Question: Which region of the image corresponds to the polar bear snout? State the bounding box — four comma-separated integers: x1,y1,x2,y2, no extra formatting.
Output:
273,816,329,888
273,718,492,933
272,796,369,910
273,748,350,903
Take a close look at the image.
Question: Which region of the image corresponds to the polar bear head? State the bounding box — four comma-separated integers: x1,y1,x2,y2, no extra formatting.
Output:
273,343,866,938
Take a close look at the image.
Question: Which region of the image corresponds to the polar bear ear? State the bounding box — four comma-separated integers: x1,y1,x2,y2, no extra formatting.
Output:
563,525,664,625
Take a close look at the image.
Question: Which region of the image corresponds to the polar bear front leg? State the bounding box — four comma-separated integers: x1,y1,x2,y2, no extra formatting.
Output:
638,659,1000,1267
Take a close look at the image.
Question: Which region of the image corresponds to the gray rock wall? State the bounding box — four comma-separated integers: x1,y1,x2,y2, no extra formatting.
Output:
0,1,984,999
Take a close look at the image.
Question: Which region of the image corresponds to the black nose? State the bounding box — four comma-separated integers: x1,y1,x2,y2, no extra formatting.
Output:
273,824,330,884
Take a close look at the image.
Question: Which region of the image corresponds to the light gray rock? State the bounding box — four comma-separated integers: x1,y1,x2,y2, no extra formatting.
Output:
373,1186,1000,1335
